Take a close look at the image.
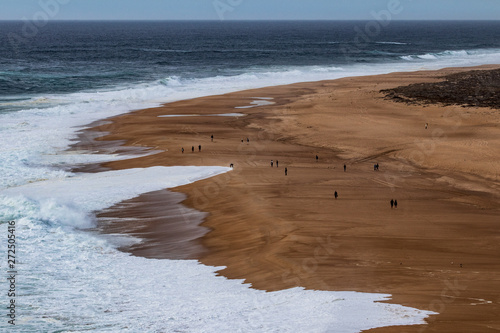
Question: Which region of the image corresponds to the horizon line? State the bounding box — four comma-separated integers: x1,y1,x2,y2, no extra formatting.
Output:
1,18,499,22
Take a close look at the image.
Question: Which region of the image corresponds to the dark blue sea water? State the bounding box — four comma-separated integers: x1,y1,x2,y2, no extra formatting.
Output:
1,20,499,112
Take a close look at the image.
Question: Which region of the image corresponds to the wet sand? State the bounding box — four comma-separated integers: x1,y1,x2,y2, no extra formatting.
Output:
79,65,500,332
96,189,209,259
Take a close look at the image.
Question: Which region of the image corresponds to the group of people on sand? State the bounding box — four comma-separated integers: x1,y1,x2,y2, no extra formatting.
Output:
181,134,219,154
180,135,398,208
181,145,202,153
319,157,397,208
181,134,253,169
270,160,288,175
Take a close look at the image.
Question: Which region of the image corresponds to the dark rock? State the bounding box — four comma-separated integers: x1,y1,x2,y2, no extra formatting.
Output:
381,69,500,109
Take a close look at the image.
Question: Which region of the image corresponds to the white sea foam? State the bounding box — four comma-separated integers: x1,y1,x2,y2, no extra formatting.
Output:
400,48,500,64
235,97,275,109
1,166,230,226
376,41,408,45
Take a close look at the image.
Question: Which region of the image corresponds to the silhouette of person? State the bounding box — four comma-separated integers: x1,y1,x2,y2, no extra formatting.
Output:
285,167,288,176
390,199,394,208
344,164,346,172
394,200,398,208
192,146,194,152
316,155,319,162
198,145,201,152
334,191,338,199
211,135,213,141
276,160,278,168
271,160,273,167
247,137,249,143
182,147,184,154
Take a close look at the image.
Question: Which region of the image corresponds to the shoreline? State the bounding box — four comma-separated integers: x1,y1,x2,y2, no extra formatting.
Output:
77,65,500,332
95,189,210,260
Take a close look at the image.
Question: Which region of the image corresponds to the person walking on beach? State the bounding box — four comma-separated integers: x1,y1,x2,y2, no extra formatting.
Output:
316,155,319,162
211,135,213,142
192,146,194,153
344,164,346,172
390,199,394,209
271,160,273,167
394,200,398,208
247,137,249,143
182,147,184,154
334,191,338,199
276,160,278,168
285,167,288,176
198,145,201,152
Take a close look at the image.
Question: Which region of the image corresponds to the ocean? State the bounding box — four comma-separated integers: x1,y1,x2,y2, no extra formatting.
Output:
0,21,498,332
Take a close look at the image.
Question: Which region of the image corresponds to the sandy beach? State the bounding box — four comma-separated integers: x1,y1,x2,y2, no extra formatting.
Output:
80,65,500,332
